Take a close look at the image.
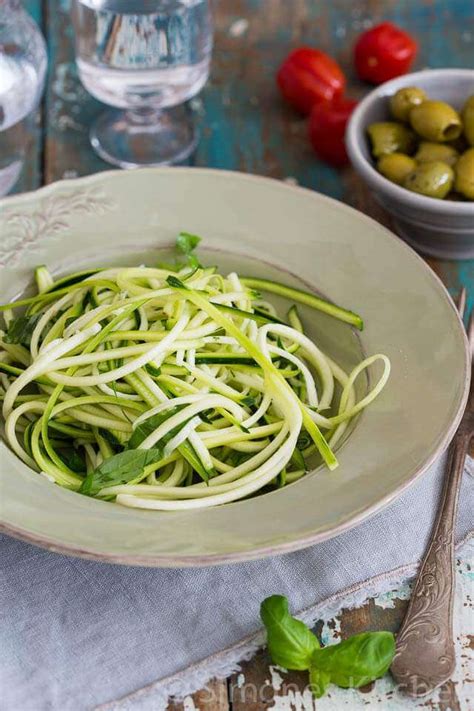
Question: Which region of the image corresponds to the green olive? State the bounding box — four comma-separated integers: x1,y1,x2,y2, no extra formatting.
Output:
378,153,417,185
403,161,454,199
461,95,474,146
389,87,427,122
409,100,462,142
454,147,474,199
367,122,416,158
414,141,459,166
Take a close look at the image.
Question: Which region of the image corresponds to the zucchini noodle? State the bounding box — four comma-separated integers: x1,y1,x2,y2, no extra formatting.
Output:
0,235,390,511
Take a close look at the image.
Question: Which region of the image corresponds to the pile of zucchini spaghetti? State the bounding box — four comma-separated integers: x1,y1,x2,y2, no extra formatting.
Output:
0,234,390,511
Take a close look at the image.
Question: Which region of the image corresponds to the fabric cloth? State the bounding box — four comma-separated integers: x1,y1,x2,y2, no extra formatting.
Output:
1,453,473,711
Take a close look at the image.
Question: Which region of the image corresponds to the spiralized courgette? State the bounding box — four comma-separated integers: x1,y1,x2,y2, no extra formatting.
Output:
0,236,390,510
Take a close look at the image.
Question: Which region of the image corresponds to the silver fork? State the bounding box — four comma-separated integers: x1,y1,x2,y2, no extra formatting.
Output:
391,290,473,697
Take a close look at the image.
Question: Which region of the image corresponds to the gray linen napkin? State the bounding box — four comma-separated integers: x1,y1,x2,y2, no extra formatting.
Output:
1,453,473,711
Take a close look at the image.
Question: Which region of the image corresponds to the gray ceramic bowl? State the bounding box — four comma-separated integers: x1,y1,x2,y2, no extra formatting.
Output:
346,69,474,260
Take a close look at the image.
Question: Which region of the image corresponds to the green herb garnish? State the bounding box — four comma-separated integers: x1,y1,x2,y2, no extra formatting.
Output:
176,231,202,268
4,314,41,346
260,595,395,699
127,407,181,449
79,448,163,496
260,595,320,670
310,631,395,693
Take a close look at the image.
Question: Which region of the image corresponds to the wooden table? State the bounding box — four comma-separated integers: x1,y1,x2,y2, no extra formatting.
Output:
16,1,473,709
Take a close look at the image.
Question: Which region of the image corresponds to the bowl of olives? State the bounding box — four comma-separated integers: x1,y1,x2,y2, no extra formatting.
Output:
346,69,474,259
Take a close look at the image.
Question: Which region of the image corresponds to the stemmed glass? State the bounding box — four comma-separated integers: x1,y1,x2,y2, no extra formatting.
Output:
71,0,213,168
0,0,47,195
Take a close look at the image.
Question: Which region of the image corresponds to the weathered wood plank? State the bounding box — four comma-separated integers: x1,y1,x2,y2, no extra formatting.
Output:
167,679,229,711
10,0,44,194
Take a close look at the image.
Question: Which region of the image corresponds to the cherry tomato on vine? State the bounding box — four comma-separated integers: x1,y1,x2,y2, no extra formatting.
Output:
277,47,346,115
354,22,417,84
308,98,358,167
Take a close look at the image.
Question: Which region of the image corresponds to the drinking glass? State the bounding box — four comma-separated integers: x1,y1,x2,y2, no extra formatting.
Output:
71,0,213,168
0,0,47,196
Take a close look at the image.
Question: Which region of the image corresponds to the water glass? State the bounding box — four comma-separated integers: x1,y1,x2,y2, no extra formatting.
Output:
71,0,213,168
0,0,47,196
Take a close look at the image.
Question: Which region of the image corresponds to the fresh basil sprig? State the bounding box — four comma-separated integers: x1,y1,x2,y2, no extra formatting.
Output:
127,406,185,449
156,233,202,272
59,447,87,474
260,595,395,699
81,404,215,496
4,314,41,346
177,231,200,254
310,631,395,693
176,232,201,269
79,448,163,496
309,667,331,698
260,595,320,670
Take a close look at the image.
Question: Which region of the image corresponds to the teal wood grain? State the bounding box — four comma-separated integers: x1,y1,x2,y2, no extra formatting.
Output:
10,0,43,194
24,0,41,23
42,0,473,308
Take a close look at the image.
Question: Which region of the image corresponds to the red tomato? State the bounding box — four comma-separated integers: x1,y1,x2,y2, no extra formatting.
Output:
277,47,346,114
308,98,358,167
354,22,417,84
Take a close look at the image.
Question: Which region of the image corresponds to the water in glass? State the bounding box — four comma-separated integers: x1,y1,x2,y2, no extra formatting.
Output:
72,0,213,110
0,0,47,196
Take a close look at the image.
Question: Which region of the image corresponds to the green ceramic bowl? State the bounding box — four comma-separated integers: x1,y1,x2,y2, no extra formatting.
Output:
0,169,469,566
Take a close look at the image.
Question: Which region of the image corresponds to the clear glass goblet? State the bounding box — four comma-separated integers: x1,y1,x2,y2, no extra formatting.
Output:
0,0,47,196
71,0,213,168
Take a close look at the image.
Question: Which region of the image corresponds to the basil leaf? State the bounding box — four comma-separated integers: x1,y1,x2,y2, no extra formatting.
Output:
186,253,200,269
128,407,214,483
310,631,395,689
177,232,201,255
79,448,163,496
309,667,331,698
176,232,202,269
4,314,41,346
260,595,319,670
59,448,87,474
127,406,185,449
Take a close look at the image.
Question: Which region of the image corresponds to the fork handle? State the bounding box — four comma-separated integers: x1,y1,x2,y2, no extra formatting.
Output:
390,429,471,697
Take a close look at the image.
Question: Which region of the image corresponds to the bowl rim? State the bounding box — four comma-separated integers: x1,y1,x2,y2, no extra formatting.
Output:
346,68,474,215
0,167,470,567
